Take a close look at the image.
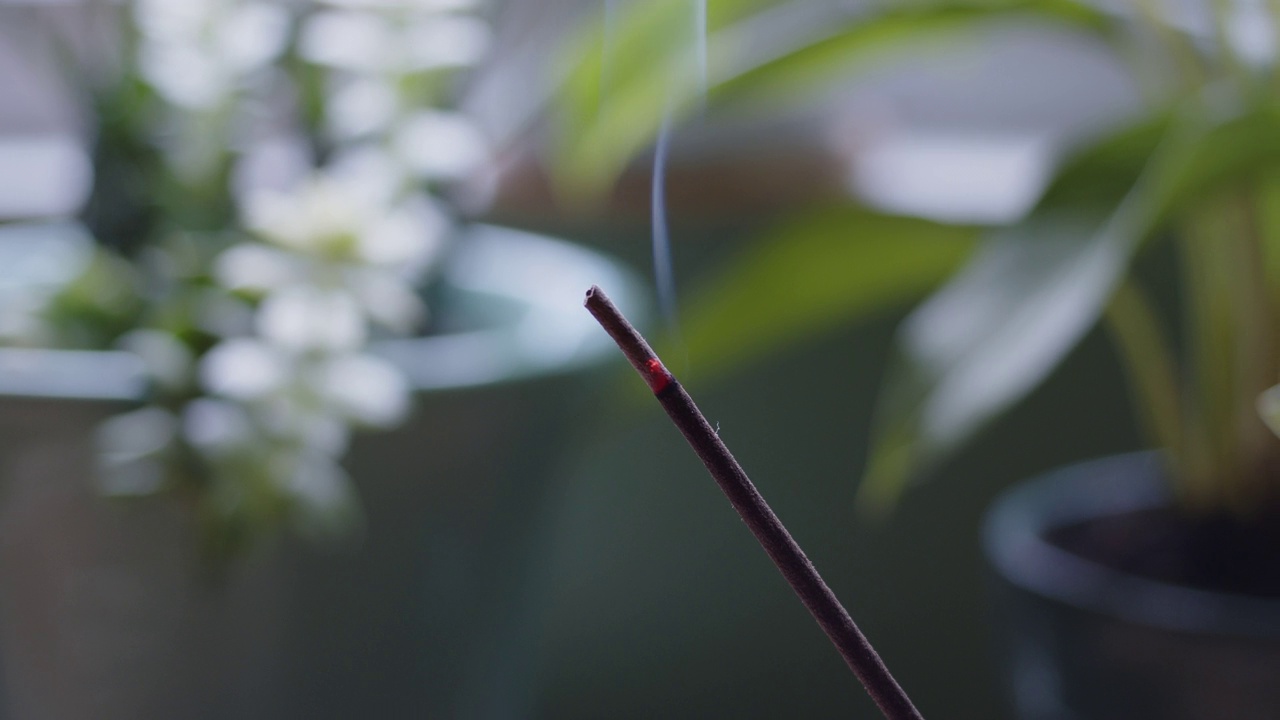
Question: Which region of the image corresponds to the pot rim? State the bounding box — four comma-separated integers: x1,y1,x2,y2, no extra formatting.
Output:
984,451,1280,639
0,223,645,403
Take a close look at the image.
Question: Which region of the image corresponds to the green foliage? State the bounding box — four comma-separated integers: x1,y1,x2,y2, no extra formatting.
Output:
678,207,977,377
555,1,1280,517
861,104,1280,514
44,248,146,349
553,0,1108,196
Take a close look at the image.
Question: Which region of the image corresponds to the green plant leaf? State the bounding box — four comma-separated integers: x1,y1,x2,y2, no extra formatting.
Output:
712,0,1108,106
552,0,1110,196
553,0,775,197
857,209,1133,515
676,207,978,377
857,102,1280,515
1103,278,1194,475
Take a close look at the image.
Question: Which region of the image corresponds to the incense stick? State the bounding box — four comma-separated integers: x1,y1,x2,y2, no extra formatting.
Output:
584,285,924,720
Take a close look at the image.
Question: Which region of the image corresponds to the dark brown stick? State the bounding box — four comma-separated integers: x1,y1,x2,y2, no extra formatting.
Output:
585,285,924,720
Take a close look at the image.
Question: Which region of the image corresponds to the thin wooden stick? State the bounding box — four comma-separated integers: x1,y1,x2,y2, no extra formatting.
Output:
584,285,924,720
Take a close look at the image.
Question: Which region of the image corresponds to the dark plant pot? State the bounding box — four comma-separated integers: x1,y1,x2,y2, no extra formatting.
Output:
984,452,1280,720
0,225,643,719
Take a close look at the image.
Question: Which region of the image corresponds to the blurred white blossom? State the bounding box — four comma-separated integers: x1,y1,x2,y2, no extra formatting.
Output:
200,338,289,400
301,8,489,73
357,197,446,270
214,243,304,294
402,15,491,69
261,395,353,454
315,352,412,427
326,145,407,209
242,175,376,257
182,398,256,453
118,329,194,391
240,171,443,266
115,0,492,533
394,111,489,180
134,0,288,109
257,286,367,351
319,0,480,9
327,77,400,139
300,11,399,72
349,269,426,330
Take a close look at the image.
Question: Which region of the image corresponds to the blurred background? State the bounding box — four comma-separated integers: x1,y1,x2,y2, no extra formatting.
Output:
0,0,1232,717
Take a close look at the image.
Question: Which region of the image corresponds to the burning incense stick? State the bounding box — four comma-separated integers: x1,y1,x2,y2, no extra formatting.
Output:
584,285,924,720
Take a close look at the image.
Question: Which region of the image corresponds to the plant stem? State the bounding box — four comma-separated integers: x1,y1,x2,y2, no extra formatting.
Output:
1133,0,1205,89
1181,203,1238,510
584,285,924,720
1104,279,1195,479
1226,189,1280,508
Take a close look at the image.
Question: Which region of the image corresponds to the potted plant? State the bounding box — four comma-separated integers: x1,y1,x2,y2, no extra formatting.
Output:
0,1,643,717
552,1,1280,716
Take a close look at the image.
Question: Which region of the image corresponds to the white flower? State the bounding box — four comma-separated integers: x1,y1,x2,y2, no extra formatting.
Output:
182,398,256,453
299,10,398,71
233,137,314,203
327,77,399,139
243,176,369,255
349,269,426,331
200,338,289,400
133,0,215,41
326,145,405,208
393,111,489,181
134,0,288,109
241,165,443,271
300,6,489,73
217,3,290,73
314,352,412,427
403,15,491,70
118,329,194,390
257,286,368,352
297,412,352,455
260,395,352,454
139,43,232,109
214,243,305,294
319,0,480,9
356,196,446,269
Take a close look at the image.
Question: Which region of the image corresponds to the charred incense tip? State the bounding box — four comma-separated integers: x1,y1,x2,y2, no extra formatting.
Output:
584,285,669,393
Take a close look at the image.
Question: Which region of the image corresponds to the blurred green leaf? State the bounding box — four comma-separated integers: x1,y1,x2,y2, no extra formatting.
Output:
857,102,1280,515
1254,171,1280,308
1104,279,1192,474
857,208,1129,516
553,0,1109,196
713,0,1109,104
46,247,146,349
678,207,978,377
554,0,777,196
